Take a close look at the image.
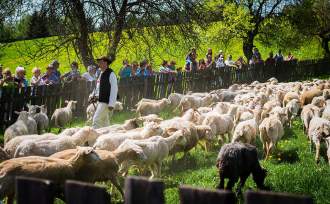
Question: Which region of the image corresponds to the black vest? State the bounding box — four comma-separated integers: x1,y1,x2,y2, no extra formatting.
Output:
98,68,113,104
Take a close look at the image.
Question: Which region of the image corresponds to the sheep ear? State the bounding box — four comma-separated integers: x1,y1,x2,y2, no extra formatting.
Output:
14,111,21,115
73,101,78,104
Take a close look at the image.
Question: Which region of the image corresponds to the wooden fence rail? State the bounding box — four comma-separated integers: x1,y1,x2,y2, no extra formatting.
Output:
1,59,330,131
14,176,314,204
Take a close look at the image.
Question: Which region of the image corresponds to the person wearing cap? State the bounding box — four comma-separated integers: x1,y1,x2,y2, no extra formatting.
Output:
14,66,29,88
92,56,118,129
61,61,81,82
51,60,61,79
82,65,97,82
41,65,60,85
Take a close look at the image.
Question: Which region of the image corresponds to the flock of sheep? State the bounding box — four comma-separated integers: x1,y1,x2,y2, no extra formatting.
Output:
1,76,330,203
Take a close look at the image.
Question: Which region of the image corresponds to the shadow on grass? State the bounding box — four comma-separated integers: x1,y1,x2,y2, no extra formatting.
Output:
271,148,300,164
282,126,298,140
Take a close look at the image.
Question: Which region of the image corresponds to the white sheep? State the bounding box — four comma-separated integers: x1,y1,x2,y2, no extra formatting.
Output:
259,113,285,159
86,101,124,124
136,98,171,116
178,94,213,113
93,122,163,151
168,93,184,107
96,118,139,135
14,127,99,157
118,130,187,178
285,99,300,127
30,105,49,134
232,118,258,144
308,117,330,163
4,111,30,144
322,100,330,121
311,96,326,108
301,104,321,133
51,100,77,131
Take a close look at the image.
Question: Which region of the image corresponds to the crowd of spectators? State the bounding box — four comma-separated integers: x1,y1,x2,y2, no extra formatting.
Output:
0,60,98,89
0,47,297,89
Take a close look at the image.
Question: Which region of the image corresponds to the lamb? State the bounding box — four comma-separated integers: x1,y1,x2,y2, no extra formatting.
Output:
14,127,100,157
216,142,268,194
300,88,322,105
285,99,300,127
0,146,99,204
136,98,171,116
301,104,321,133
259,113,285,159
93,122,163,151
31,105,49,134
50,148,123,195
51,100,77,131
4,111,30,144
118,130,187,178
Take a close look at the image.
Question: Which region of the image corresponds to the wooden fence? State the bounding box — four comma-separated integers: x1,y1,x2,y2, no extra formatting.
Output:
14,176,314,204
1,59,330,131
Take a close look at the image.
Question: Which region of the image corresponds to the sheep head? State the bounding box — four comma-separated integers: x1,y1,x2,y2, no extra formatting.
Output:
114,102,124,111
69,146,100,169
253,167,268,190
114,142,147,164
66,100,78,110
196,125,212,140
27,104,38,115
141,122,163,138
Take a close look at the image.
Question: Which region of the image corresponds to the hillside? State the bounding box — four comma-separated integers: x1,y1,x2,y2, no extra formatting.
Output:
0,28,324,79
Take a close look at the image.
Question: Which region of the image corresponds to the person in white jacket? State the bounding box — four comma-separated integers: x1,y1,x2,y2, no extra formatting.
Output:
92,56,118,129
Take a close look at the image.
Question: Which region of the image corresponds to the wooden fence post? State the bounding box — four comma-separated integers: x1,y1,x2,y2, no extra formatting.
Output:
179,185,236,204
65,180,111,204
15,176,55,204
244,190,314,204
124,176,165,204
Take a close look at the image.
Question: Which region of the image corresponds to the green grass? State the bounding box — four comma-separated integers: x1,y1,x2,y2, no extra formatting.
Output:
0,27,324,79
4,109,328,204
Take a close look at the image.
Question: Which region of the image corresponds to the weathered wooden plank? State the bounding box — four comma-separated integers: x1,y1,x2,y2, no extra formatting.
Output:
244,190,314,204
65,180,111,204
179,185,236,204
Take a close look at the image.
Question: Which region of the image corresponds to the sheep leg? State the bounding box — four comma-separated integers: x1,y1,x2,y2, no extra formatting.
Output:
262,143,267,159
217,171,225,189
315,140,321,164
237,174,249,195
226,177,238,191
110,176,124,197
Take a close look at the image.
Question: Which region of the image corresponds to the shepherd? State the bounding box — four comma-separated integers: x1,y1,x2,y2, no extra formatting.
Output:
92,56,118,129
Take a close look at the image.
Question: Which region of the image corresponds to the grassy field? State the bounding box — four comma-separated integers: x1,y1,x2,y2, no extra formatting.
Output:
0,27,324,79
7,108,327,204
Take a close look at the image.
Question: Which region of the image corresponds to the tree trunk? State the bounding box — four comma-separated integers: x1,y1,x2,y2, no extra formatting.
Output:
243,31,255,61
107,0,128,64
70,0,95,70
321,37,330,59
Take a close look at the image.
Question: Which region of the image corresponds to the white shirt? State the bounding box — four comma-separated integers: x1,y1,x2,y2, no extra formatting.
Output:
82,72,96,81
94,70,118,108
225,59,235,66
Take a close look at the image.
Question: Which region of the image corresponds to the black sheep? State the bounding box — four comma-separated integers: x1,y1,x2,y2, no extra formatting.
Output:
216,142,268,194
